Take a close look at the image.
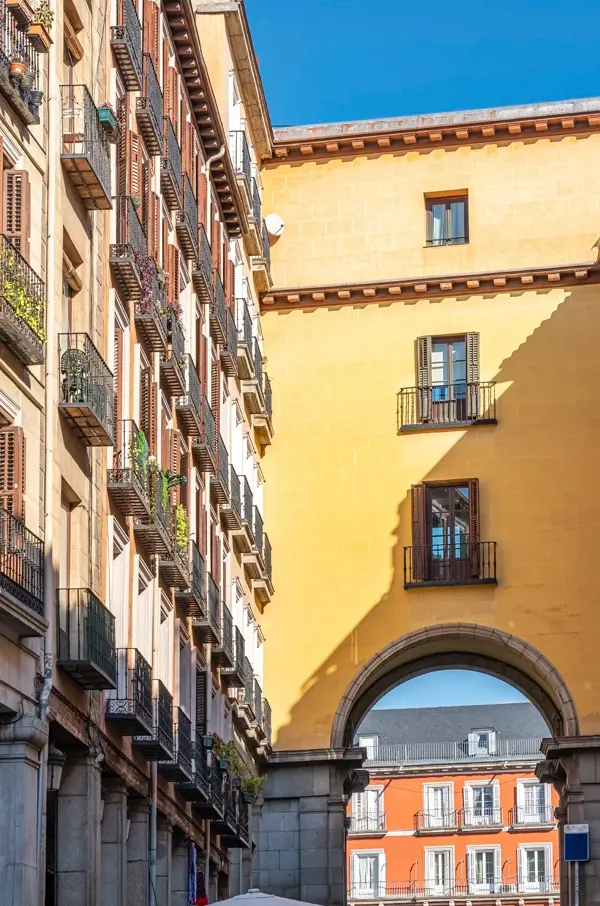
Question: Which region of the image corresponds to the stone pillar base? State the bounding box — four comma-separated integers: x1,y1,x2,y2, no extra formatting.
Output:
253,748,365,906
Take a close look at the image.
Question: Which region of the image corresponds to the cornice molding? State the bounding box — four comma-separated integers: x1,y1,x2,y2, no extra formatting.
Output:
270,109,600,165
261,261,600,312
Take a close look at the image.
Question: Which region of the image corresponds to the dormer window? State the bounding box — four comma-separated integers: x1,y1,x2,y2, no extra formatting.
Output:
468,729,497,756
358,735,378,759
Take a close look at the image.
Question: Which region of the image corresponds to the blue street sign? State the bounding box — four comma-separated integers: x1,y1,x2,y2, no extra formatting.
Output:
564,824,590,862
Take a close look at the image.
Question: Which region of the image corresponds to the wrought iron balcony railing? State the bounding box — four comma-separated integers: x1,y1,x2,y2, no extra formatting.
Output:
236,297,254,380
176,354,203,437
134,268,168,352
176,173,198,259
239,657,255,720
177,742,212,804
161,116,183,210
262,699,272,746
110,0,142,90
58,333,115,446
264,374,273,423
250,177,261,224
222,625,246,688
213,601,234,668
211,434,230,504
60,85,112,210
106,647,153,735
133,679,175,760
161,312,185,394
221,307,238,377
403,540,497,587
241,477,254,535
349,813,387,834
110,195,148,299
253,507,264,560
0,234,46,364
242,338,265,414
230,130,252,198
0,9,42,124
175,541,206,618
57,588,117,689
232,474,254,552
252,220,272,290
133,466,173,557
414,808,460,832
192,396,217,474
159,504,190,589
510,804,555,826
263,533,272,583
159,707,193,782
360,738,543,767
137,53,162,154
398,382,497,431
221,463,242,532
210,271,227,344
347,878,560,900
193,223,213,302
0,505,44,621
193,574,220,644
107,420,151,517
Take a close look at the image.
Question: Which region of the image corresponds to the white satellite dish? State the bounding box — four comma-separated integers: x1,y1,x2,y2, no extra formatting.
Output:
265,213,285,238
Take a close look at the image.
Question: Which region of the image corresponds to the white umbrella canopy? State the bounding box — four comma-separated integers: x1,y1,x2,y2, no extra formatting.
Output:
215,890,323,906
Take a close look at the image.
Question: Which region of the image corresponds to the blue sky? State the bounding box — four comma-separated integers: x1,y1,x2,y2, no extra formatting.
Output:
246,0,600,127
375,670,527,710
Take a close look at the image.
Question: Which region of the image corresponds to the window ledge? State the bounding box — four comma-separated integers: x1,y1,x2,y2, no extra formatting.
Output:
404,578,498,590
399,418,497,434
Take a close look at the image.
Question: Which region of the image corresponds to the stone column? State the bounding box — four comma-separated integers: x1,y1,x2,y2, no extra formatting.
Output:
155,818,173,906
171,832,189,906
100,778,127,906
0,715,48,906
255,748,365,906
126,798,150,906
56,751,102,906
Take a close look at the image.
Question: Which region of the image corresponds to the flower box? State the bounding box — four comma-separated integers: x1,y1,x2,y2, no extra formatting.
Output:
6,0,35,25
27,22,52,52
98,106,119,143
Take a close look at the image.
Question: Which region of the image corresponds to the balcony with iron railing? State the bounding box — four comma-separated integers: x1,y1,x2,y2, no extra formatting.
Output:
210,271,227,345
215,782,249,849
175,541,206,619
176,174,198,260
221,463,242,532
250,178,261,224
106,648,152,736
176,742,211,805
58,333,115,446
192,396,217,474
460,807,504,831
245,177,263,255
348,878,560,901
211,434,230,505
0,234,46,364
57,588,117,690
232,475,255,554
398,382,497,432
253,531,273,604
134,267,168,352
136,53,162,153
509,804,555,827
414,808,461,833
0,10,43,125
213,601,234,670
262,699,272,746
252,371,274,446
230,130,252,204
192,574,220,645
159,505,190,589
161,116,183,210
176,354,202,437
160,311,185,394
110,195,148,298
360,738,543,767
348,813,387,836
221,307,238,377
251,220,272,292
110,0,142,90
236,297,254,379
60,85,112,210
192,223,213,303
241,338,265,415
107,420,151,518
132,679,175,761
193,751,226,820
236,660,256,728
0,505,45,636
158,708,193,782
242,505,264,580
133,466,173,557
222,625,246,689
403,539,497,588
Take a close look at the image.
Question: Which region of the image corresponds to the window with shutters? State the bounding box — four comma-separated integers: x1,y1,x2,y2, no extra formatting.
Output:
350,786,384,833
398,333,496,430
466,846,500,894
463,781,501,827
518,844,552,892
425,193,468,245
405,480,497,586
0,426,25,520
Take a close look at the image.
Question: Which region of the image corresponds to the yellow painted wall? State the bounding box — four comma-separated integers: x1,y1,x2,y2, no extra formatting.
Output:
196,14,230,132
260,134,600,750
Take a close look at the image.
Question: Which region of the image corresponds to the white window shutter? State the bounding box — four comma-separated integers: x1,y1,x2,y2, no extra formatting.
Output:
488,731,497,754
518,847,526,884
378,852,386,895
468,732,478,756
492,782,500,811
467,850,474,884
516,782,525,809
354,792,364,818
464,784,473,810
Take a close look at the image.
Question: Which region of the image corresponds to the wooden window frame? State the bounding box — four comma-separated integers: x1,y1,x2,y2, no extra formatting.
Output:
416,333,479,422
410,479,480,582
425,193,469,246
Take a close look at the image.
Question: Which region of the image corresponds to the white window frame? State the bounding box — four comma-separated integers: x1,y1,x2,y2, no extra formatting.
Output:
352,785,384,833
516,779,551,824
518,843,553,893
350,849,386,899
468,728,497,756
463,780,500,827
358,735,378,759
424,846,455,896
422,781,454,829
466,844,501,895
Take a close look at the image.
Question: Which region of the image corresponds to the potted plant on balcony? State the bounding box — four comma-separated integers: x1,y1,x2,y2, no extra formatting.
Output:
27,0,54,52
97,101,119,143
0,243,45,342
9,56,27,80
212,735,267,804
20,69,35,91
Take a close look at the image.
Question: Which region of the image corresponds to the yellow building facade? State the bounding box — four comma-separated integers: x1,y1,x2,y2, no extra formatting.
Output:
256,101,600,906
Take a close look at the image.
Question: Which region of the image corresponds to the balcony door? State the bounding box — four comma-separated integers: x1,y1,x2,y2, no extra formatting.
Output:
417,333,479,423
426,849,452,896
518,781,549,823
429,484,470,581
519,846,550,893
354,787,382,832
468,849,499,894
351,852,384,899
425,784,452,828
465,782,498,827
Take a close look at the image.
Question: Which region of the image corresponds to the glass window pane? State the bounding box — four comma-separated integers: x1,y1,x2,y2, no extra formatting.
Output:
429,203,446,244
449,200,466,243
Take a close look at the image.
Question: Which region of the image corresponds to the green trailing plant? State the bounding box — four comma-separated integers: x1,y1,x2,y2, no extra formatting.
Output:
175,504,188,552
32,0,54,27
1,245,45,342
130,427,148,481
212,735,267,803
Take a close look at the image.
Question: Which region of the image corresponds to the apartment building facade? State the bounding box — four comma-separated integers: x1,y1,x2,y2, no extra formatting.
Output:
348,705,559,905
0,0,274,902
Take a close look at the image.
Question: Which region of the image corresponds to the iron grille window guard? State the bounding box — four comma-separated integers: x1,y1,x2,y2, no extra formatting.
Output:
207,576,220,633
241,476,253,528
403,540,497,587
60,84,112,202
398,382,496,429
264,374,273,423
349,813,387,833
263,534,272,582
175,709,193,776
155,679,174,753
0,505,44,616
250,178,261,223
229,465,241,522
253,506,264,556
203,396,216,454
113,195,147,259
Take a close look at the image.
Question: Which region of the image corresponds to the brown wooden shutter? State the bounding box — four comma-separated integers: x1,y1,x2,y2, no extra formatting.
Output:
197,167,207,228
410,483,429,582
168,427,181,502
466,332,480,418
172,69,179,136
143,0,159,72
211,355,220,431
224,255,234,308
117,97,129,198
210,519,220,583
142,158,150,239
160,407,169,470
151,193,160,262
211,213,220,271
0,426,25,520
114,327,124,446
416,335,432,422
0,136,5,236
201,335,208,397
4,170,30,261
167,244,180,306
468,478,480,578
130,134,143,213
162,217,168,270
162,41,170,117
141,367,158,454
196,669,206,734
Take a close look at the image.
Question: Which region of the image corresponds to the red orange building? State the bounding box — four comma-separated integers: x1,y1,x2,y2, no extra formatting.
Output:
348,703,558,905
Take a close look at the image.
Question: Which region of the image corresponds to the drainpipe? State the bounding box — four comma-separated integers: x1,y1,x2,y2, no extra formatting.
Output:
202,144,225,230
149,556,160,905
37,23,58,896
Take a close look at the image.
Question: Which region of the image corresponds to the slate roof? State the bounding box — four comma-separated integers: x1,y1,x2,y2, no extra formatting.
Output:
356,702,549,745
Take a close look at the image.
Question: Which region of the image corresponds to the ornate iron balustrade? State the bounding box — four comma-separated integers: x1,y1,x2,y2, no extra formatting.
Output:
110,196,148,299
0,9,42,124
347,878,560,900
58,333,115,446
403,540,497,587
177,174,198,259
254,679,263,726
210,760,224,814
254,339,263,388
241,477,253,530
161,313,185,394
133,466,172,557
230,130,251,194
159,504,190,589
250,178,261,223
221,307,238,376
211,434,229,504
213,602,234,668
0,505,44,617
230,465,241,522
106,648,153,735
107,420,150,517
398,382,497,430
57,588,117,689
176,708,193,777
264,374,273,423
193,224,213,302
161,116,183,209
210,271,227,344
415,808,460,831
60,85,112,209
208,575,220,631
349,813,387,834
461,806,504,828
176,355,202,436
137,54,162,154
0,234,46,364
239,659,255,719
362,737,543,766
510,805,555,825
263,533,272,582
155,680,175,755
237,297,252,348
175,540,206,619
192,395,217,473
110,0,142,90
261,221,271,271
253,506,264,557
114,195,147,258
262,699,272,745
134,268,168,351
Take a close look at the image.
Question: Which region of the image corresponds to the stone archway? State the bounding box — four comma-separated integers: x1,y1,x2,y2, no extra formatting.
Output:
330,623,579,748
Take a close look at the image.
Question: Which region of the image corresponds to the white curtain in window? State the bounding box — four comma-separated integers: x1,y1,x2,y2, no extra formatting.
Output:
430,202,445,245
